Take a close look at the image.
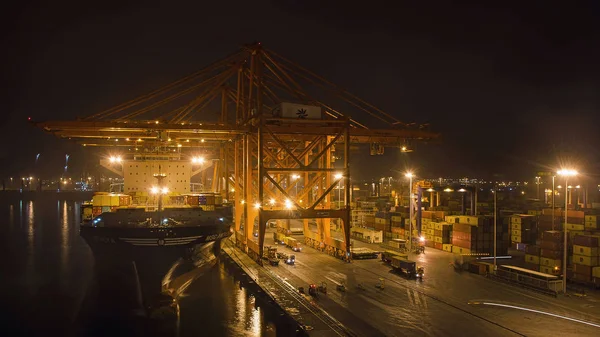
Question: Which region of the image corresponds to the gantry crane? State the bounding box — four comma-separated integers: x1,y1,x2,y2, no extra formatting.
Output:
33,42,440,262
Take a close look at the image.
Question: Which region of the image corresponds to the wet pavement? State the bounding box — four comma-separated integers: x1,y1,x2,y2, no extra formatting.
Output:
256,225,600,337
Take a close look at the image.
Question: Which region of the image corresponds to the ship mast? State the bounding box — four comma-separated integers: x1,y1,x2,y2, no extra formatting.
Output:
154,165,167,220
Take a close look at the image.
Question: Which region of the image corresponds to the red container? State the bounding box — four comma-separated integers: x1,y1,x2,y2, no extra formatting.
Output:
525,245,541,255
539,240,563,251
572,273,592,283
572,235,599,247
541,231,562,241
540,249,562,259
573,263,592,276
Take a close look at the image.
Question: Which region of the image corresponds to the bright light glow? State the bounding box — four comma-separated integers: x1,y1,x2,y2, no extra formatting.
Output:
557,169,578,177
401,146,407,152
521,191,525,195
557,185,562,189
473,302,600,329
444,188,453,192
155,121,159,124
191,156,205,164
427,188,434,192
269,198,276,206
419,236,425,242
291,174,300,180
150,187,159,194
87,177,92,180
458,188,466,192
576,185,580,189
254,202,261,209
109,156,122,163
177,144,182,148
405,172,414,178
334,173,343,180
240,200,245,204
161,187,169,194
284,199,293,209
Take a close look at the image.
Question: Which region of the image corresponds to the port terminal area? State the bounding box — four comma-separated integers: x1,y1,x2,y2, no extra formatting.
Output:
223,220,600,337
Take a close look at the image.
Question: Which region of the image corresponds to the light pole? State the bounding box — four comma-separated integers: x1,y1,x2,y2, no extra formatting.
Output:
552,175,556,230
493,185,497,271
536,176,540,200
557,168,577,294
405,172,414,251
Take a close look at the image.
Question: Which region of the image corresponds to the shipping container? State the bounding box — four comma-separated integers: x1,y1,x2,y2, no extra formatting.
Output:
540,257,561,267
572,255,599,266
540,249,562,259
573,235,599,247
573,263,593,276
525,254,540,265
573,245,599,257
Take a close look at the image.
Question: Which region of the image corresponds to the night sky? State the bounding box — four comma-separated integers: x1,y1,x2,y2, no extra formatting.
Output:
4,1,600,181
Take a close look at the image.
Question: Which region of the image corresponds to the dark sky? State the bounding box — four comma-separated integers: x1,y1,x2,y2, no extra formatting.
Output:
4,0,600,180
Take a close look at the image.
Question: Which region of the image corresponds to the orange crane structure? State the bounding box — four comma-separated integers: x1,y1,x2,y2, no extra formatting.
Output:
33,42,439,262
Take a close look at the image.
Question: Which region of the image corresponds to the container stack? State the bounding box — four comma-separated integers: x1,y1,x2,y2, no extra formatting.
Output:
539,231,563,275
92,193,132,217
446,215,508,256
537,209,562,232
374,211,391,232
585,215,600,231
571,235,599,284
524,245,541,271
565,210,585,239
509,214,536,244
432,222,452,251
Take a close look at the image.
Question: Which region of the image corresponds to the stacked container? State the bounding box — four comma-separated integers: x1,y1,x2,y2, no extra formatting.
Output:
524,245,541,271
585,215,600,231
571,235,599,283
446,215,508,256
432,222,452,251
565,210,585,239
539,231,563,275
374,211,391,232
538,209,562,232
509,214,536,244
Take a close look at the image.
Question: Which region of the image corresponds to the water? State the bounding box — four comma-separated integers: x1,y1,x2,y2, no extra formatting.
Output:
0,192,279,336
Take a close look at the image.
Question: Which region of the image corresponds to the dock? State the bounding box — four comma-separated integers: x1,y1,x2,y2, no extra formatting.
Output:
221,239,355,337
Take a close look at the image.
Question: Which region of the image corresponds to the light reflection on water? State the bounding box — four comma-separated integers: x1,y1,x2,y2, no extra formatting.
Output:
1,193,284,337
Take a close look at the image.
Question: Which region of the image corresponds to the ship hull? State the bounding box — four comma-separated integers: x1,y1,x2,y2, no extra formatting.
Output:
80,224,232,318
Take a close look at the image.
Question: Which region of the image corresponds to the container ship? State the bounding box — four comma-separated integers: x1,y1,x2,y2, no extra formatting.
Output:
79,154,233,320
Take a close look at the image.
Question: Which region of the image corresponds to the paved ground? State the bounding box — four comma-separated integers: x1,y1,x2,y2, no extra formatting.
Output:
261,224,600,337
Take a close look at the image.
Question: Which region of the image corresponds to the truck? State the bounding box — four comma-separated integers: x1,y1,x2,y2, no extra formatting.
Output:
284,236,302,252
390,257,417,278
381,250,408,264
273,232,286,245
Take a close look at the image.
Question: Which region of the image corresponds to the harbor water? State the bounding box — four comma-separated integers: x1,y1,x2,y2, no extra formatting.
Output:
0,192,280,336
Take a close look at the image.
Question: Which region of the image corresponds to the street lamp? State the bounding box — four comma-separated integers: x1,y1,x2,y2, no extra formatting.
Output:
536,176,541,200
557,168,577,294
493,186,497,271
405,172,414,251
